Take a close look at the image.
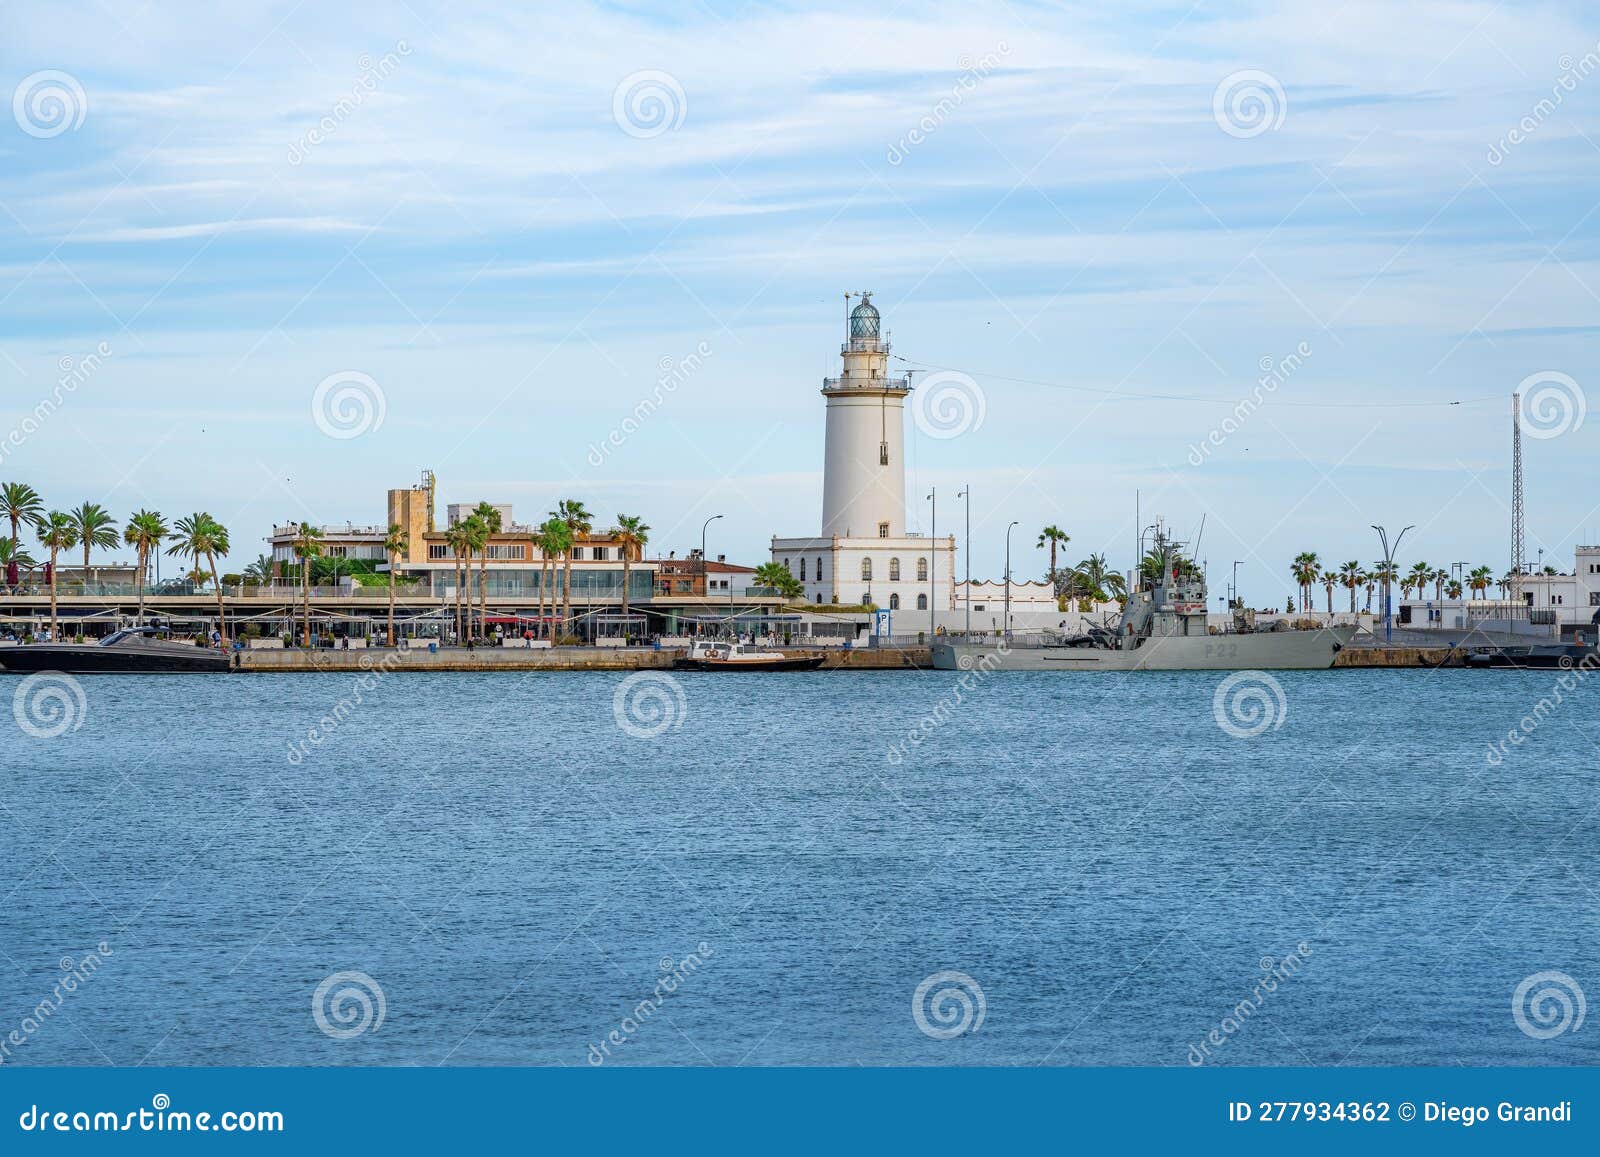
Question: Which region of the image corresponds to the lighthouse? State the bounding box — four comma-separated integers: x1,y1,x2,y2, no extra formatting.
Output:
771,292,955,617
820,293,911,538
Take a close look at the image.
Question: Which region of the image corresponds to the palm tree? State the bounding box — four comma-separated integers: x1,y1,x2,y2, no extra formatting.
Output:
243,554,275,585
1322,570,1337,614
1291,552,1320,613
613,514,650,635
168,513,230,647
1037,525,1070,590
460,514,489,641
536,518,571,641
1072,553,1124,603
123,509,168,625
752,561,804,600
36,511,77,639
382,523,409,647
1407,561,1431,605
1432,567,1449,602
1468,565,1492,601
1337,561,1362,612
444,520,476,644
1,482,44,553
554,499,592,637
290,522,324,646
1446,579,1463,600
1363,571,1377,613
471,501,502,641
68,501,118,593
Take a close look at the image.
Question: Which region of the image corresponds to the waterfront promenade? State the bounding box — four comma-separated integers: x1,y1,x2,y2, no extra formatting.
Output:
222,642,1454,672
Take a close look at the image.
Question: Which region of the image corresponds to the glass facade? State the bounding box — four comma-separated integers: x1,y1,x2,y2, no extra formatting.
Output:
429,568,653,599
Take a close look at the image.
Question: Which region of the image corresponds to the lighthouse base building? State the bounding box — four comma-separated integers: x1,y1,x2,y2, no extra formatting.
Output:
770,292,957,626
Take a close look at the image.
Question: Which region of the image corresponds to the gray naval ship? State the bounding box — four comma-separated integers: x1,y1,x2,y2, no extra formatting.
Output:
931,534,1357,672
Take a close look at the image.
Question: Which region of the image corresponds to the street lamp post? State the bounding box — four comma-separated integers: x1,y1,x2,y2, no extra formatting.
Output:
1003,520,1019,642
927,487,936,640
1372,523,1414,643
1231,560,1242,607
956,485,971,638
701,513,723,635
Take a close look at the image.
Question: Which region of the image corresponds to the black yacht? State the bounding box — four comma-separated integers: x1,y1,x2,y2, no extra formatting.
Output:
0,627,232,673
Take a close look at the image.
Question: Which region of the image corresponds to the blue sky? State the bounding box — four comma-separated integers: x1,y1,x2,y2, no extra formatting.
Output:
2,0,1598,602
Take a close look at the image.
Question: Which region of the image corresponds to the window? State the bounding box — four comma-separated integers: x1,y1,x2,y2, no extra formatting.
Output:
799,558,806,580
783,558,792,573
328,546,348,558
973,604,986,611
889,558,901,581
428,544,449,559
1552,594,1564,605
860,558,872,582
916,557,928,581
1590,592,1599,606
572,548,585,560
486,544,525,560
917,593,927,610
889,593,900,610
878,522,889,538
815,557,822,578
591,547,608,561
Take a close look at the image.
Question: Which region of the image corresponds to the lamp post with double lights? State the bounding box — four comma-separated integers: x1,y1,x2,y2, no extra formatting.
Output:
1003,520,1019,642
1372,523,1414,643
955,485,971,638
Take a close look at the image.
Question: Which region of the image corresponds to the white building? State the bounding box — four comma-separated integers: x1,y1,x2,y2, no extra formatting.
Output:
1398,545,1600,638
771,293,957,620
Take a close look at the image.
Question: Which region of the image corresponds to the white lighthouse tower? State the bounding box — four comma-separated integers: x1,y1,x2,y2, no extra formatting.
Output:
821,293,910,538
771,292,955,619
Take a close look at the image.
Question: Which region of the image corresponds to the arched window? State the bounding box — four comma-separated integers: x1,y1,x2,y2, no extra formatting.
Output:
916,557,928,581
861,558,872,582
816,557,823,579
889,593,900,610
799,558,807,580
889,558,901,581
783,557,791,572
917,593,928,611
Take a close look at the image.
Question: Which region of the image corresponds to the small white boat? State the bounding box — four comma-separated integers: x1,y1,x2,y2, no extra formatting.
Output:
673,640,825,671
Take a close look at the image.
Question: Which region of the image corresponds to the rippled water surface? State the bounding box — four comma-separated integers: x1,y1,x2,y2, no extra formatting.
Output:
2,667,1596,1066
